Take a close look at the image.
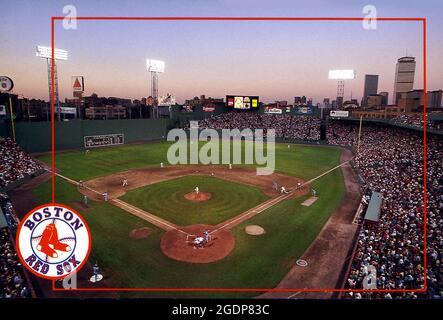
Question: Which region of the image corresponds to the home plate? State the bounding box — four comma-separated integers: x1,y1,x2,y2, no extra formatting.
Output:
302,196,318,207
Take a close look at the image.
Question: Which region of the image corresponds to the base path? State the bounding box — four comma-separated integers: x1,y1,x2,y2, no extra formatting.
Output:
259,148,360,299
78,165,305,201
111,199,181,232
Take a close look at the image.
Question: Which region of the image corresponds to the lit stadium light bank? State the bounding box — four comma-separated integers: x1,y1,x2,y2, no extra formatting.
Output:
146,59,165,73
35,46,68,61
328,69,356,80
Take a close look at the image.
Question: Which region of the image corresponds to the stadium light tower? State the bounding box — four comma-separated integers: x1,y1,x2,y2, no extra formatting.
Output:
328,69,355,108
36,46,68,121
146,59,165,118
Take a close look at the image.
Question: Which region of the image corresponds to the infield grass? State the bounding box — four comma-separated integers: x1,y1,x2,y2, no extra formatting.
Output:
120,175,269,225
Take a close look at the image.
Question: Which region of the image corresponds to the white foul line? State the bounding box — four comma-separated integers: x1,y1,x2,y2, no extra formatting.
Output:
53,171,188,235
211,159,352,234
112,199,187,234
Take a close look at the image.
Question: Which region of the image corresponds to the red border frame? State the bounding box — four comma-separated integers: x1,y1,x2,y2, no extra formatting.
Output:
16,203,92,280
50,16,427,294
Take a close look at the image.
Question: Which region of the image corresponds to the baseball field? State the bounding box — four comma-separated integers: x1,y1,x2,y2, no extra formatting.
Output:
32,141,346,297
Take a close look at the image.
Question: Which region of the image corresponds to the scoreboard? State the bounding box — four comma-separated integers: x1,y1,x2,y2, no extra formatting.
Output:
226,95,259,110
84,133,124,148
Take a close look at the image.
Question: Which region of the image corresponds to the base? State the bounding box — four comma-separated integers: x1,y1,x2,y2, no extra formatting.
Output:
89,274,104,283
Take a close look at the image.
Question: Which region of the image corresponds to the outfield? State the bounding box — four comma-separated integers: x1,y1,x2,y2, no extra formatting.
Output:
34,141,345,297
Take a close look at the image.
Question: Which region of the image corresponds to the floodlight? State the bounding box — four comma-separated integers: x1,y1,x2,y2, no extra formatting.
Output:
146,59,165,73
36,46,68,60
328,69,355,80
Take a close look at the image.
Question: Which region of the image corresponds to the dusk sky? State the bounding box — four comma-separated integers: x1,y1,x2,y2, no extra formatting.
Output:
1,0,442,104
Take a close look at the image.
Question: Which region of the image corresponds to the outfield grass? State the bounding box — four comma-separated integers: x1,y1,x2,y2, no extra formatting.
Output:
33,141,346,297
38,141,342,181
120,176,269,226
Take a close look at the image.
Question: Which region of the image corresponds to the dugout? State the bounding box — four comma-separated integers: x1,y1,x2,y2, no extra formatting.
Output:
363,191,383,224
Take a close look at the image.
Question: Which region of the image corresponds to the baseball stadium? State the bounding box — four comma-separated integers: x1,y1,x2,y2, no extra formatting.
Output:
1,1,442,303
1,103,442,299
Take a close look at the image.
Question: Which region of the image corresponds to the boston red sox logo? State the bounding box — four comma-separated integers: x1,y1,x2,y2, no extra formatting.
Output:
16,204,91,280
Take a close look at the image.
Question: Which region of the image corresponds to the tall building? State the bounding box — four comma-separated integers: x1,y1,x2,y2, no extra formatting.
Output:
393,56,416,104
323,98,330,108
379,92,389,106
366,95,383,109
397,89,423,112
362,74,379,107
426,90,443,108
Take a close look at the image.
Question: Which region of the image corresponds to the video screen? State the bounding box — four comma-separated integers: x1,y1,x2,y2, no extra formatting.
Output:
226,95,259,109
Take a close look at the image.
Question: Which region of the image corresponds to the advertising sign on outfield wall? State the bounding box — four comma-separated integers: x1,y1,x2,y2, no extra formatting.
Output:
264,107,283,114
84,133,124,148
330,110,349,117
203,105,216,112
296,106,313,114
58,107,77,115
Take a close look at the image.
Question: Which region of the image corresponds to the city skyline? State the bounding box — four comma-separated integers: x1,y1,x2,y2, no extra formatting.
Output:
1,0,443,104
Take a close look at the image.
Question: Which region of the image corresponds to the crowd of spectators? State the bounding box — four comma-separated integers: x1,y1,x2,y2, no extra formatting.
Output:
327,121,442,299
390,113,442,130
0,193,33,298
195,112,321,140
0,193,19,232
0,137,42,189
0,227,32,298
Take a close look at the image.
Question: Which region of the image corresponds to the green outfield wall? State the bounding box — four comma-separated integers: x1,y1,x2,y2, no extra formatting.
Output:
1,119,169,153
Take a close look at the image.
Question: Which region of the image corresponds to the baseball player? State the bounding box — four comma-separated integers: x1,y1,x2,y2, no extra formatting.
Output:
103,192,109,202
272,181,278,191
122,178,128,187
92,263,100,282
204,230,210,243
78,180,84,188
194,186,199,194
280,186,289,194
194,236,204,248
83,195,88,206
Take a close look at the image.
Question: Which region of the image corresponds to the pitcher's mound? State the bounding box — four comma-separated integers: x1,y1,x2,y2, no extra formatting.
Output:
161,224,235,263
129,227,151,239
184,192,212,202
245,225,265,235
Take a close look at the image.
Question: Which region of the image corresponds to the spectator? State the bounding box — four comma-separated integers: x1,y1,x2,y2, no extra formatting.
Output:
327,121,442,299
194,112,321,141
0,227,33,298
0,137,42,188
